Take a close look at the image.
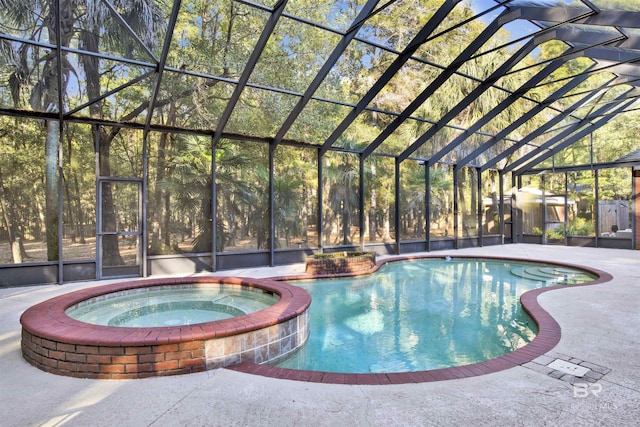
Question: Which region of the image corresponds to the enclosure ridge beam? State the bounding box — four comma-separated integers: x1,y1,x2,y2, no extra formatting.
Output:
512,5,598,27
468,3,596,64
501,29,627,79
574,9,640,29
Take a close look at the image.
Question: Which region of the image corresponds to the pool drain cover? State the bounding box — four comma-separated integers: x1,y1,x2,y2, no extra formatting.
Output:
547,359,590,377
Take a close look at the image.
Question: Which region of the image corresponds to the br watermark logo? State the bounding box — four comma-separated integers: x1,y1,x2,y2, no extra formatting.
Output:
573,383,602,398
571,383,616,411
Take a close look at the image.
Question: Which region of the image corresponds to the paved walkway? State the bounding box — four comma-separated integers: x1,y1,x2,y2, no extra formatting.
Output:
1,244,639,426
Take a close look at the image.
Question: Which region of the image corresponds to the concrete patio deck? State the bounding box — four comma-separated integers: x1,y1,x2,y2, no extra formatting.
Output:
1,244,639,426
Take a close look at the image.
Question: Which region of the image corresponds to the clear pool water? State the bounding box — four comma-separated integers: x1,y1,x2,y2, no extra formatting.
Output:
66,285,279,327
275,258,596,373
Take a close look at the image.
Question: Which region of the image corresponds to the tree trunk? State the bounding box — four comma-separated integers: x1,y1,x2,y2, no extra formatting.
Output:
63,171,75,243
45,120,59,261
369,164,377,242
470,168,477,235
381,207,391,241
73,172,85,244
150,131,168,254
67,130,86,244
0,167,23,263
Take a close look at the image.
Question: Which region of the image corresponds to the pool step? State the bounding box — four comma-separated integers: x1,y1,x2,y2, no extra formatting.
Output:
510,266,578,283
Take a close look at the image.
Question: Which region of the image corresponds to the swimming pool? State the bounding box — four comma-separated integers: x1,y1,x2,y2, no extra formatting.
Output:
274,257,597,374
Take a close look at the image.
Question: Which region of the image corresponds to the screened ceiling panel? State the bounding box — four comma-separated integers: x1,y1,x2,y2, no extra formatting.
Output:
585,0,640,11
87,0,166,63
338,110,399,150
413,21,481,66
557,73,618,100
284,0,367,33
224,85,300,137
368,60,438,114
0,0,52,44
412,0,489,64
478,97,537,135
314,41,396,104
0,42,51,112
167,1,269,79
375,117,429,156
420,127,468,162
153,73,236,130
355,0,438,53
284,99,353,144
65,55,156,118
248,17,342,93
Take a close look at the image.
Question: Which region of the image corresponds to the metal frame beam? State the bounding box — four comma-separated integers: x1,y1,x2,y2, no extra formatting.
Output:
506,92,638,173
319,0,464,157
512,98,639,174
397,37,540,163
481,78,616,171
211,0,289,146
272,0,382,148
407,25,628,166
456,69,594,170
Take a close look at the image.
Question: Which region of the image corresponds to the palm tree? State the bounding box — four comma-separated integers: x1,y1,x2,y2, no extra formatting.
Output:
324,150,359,246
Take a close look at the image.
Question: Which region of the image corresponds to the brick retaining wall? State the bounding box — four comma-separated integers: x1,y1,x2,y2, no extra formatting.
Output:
305,253,376,275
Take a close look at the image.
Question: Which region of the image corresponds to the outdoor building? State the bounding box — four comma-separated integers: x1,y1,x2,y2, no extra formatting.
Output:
1,0,639,287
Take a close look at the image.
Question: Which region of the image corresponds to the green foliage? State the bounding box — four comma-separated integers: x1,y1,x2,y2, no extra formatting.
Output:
545,227,564,240
568,217,595,237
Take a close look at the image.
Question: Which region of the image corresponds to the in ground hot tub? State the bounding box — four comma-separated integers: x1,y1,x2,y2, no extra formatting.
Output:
20,277,310,379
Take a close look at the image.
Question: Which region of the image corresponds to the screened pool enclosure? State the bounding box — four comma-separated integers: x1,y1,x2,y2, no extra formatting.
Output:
0,0,639,286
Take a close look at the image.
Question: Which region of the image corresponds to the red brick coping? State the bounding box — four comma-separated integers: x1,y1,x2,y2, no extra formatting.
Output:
20,277,311,379
228,255,613,384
